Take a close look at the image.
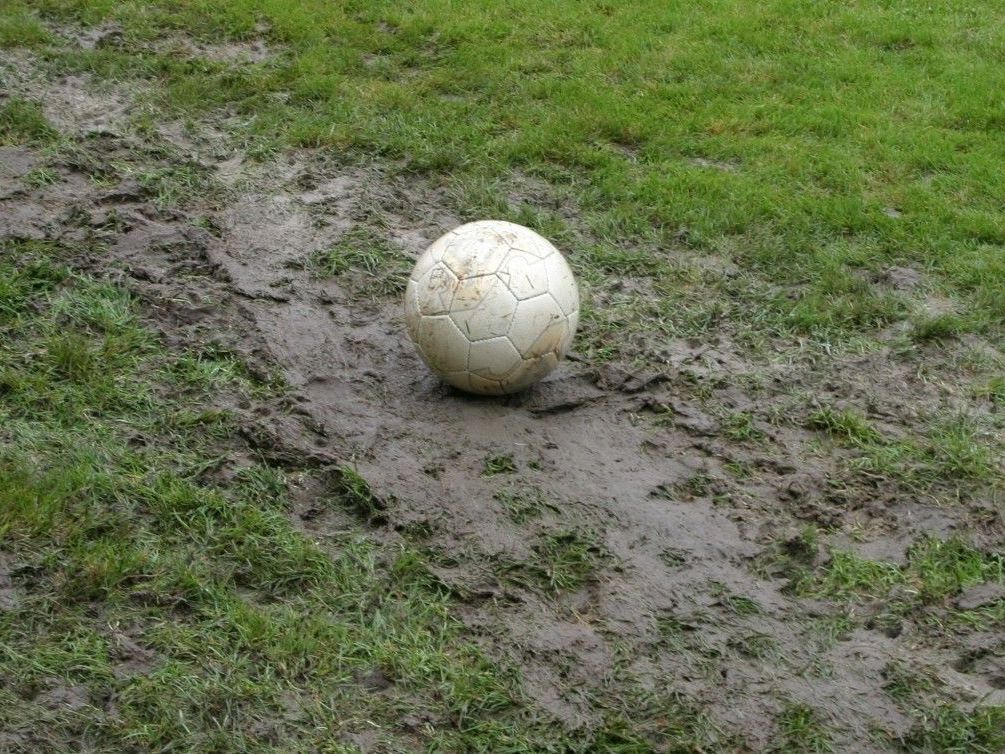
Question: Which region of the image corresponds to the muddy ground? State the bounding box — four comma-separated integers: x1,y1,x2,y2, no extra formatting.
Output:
2,37,1004,752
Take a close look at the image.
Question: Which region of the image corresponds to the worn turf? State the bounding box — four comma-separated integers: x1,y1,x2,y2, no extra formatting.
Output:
2,1,1004,752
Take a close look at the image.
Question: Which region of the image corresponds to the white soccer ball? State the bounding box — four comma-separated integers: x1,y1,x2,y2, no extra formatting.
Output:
404,220,579,395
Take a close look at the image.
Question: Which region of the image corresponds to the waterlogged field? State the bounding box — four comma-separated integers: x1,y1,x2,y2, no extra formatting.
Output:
1,1,1004,751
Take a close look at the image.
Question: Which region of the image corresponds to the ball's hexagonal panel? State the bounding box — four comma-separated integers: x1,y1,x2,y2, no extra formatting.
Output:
468,374,504,395
404,278,422,340
442,370,471,392
450,277,518,341
497,249,550,300
508,294,566,356
468,336,523,380
506,352,561,392
509,228,556,260
416,315,469,374
441,225,512,278
544,252,579,315
415,262,459,316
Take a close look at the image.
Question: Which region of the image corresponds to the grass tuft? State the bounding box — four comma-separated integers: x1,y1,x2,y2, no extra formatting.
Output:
0,98,58,145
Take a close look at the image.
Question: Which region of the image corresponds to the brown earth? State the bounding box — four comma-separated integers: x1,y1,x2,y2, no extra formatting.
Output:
2,47,1004,751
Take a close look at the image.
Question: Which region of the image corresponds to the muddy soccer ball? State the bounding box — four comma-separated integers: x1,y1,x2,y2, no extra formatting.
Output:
404,220,579,395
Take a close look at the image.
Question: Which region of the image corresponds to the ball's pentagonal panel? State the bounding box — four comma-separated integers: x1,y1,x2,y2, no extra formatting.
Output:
544,252,579,315
450,276,518,341
468,336,523,381
508,293,566,356
415,262,459,316
497,249,550,300
404,220,579,395
416,315,469,374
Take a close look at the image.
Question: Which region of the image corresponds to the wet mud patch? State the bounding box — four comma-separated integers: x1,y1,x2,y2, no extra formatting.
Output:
2,52,1003,750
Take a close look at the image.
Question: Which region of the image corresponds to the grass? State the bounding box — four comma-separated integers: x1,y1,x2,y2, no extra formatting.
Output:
808,406,881,446
0,240,580,751
899,704,1005,754
0,97,58,145
808,404,1000,491
482,453,517,476
795,536,1004,607
3,1,1005,750
493,481,559,524
4,0,1004,344
497,530,607,594
325,464,389,525
773,702,833,754
308,227,412,297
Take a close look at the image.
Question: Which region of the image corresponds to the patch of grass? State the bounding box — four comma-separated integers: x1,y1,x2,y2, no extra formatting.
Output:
498,530,607,594
130,163,221,209
493,481,558,524
826,413,1002,491
0,3,52,47
808,405,881,446
908,536,1004,603
772,702,833,754
899,704,1005,754
23,166,60,188
799,550,903,600
796,536,1003,609
805,613,855,651
0,98,58,145
166,344,282,397
728,631,777,660
309,228,411,297
25,0,1005,340
882,661,940,704
2,240,614,751
325,464,388,525
711,583,763,616
482,453,517,476
722,411,764,442
973,376,1005,406
911,312,969,343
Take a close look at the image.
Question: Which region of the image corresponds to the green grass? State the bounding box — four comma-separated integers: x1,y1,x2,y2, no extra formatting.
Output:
497,530,608,594
900,704,1005,754
308,228,412,297
808,406,881,446
482,453,517,477
0,98,58,145
493,482,559,524
796,536,1004,608
773,702,833,754
8,0,1005,343
0,240,621,751
808,405,1000,491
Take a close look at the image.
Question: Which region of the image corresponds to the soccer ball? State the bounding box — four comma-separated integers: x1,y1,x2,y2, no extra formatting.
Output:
404,220,579,395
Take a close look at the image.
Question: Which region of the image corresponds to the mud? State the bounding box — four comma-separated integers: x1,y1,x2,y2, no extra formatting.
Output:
3,56,1004,750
